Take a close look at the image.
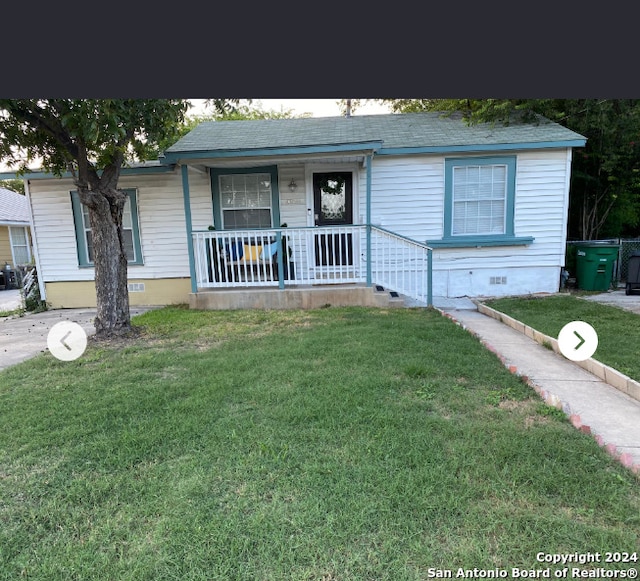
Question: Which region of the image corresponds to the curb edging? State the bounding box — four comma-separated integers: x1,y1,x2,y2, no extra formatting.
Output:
436,307,640,477
476,302,640,404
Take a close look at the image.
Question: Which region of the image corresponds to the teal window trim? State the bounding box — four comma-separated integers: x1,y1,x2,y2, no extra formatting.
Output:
210,165,280,230
439,155,520,246
427,236,534,248
70,189,144,267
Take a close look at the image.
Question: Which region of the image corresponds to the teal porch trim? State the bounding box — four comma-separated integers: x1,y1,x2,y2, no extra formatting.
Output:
427,248,433,307
365,153,373,287
181,165,198,293
162,142,382,164
275,231,285,290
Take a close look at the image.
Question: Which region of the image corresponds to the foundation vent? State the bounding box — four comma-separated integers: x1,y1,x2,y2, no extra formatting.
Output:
489,276,507,285
128,282,146,293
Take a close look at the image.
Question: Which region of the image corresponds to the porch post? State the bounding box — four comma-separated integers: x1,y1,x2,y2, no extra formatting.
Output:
181,165,198,293
366,153,373,287
275,230,285,290
427,247,433,307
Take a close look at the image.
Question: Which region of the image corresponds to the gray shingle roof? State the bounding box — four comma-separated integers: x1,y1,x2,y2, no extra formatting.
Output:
0,188,30,224
164,112,586,156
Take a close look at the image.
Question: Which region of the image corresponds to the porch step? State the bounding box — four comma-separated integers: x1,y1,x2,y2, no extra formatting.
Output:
190,283,420,311
191,284,410,311
372,285,407,308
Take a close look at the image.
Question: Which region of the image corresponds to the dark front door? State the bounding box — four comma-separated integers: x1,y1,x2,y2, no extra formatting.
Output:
313,172,353,266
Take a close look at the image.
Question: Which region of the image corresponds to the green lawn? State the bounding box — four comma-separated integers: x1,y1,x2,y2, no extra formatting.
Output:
484,294,640,382
0,306,638,580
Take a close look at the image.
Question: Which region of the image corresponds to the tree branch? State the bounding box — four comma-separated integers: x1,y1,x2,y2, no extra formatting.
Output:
5,101,80,163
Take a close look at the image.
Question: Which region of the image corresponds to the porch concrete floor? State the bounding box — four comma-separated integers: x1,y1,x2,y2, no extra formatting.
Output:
191,284,477,311
191,283,407,310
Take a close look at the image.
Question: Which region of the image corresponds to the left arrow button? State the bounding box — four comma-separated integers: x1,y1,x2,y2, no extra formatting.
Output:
47,321,88,361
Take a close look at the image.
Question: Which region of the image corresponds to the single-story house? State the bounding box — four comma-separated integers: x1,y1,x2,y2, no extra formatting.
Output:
0,187,32,289
3,111,587,309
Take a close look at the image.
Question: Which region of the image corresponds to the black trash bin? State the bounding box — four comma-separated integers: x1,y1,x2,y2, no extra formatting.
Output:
1,268,17,290
626,252,640,295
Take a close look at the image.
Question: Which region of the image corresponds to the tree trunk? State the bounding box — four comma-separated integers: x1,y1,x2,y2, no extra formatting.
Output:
85,188,131,337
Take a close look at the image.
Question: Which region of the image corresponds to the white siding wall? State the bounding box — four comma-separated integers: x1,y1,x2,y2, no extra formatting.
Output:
188,168,214,231
362,149,572,297
29,169,193,282
132,172,190,278
29,179,81,281
361,157,444,239
29,148,574,299
277,164,307,227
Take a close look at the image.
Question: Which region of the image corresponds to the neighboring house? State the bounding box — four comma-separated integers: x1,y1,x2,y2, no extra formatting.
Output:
0,187,32,275
2,112,586,309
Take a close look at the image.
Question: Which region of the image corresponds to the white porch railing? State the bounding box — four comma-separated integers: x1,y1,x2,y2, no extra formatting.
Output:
369,226,433,305
192,225,432,305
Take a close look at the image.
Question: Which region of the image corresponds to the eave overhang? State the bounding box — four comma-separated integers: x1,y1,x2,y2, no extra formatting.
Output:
160,141,384,165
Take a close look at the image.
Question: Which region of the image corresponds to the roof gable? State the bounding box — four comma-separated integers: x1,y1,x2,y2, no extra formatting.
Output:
0,188,30,224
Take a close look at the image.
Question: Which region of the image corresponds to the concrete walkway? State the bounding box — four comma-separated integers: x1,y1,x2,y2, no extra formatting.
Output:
438,303,640,475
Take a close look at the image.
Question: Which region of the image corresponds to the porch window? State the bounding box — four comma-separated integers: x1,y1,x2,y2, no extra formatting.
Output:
70,189,143,267
9,226,31,265
210,166,280,231
220,173,272,229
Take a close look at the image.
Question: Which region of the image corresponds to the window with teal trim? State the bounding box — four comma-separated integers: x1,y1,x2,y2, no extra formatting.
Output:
452,164,507,235
210,166,280,231
70,189,143,267
439,156,524,246
220,173,272,229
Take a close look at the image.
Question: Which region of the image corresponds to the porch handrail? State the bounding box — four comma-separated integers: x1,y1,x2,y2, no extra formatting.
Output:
369,226,433,306
369,225,433,250
192,225,433,306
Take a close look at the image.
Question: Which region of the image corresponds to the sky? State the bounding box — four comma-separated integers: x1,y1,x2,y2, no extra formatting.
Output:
190,99,392,118
250,99,391,117
0,100,393,173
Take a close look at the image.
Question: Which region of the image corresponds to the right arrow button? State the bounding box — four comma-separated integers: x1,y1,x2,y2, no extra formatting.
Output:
558,321,598,361
573,330,586,351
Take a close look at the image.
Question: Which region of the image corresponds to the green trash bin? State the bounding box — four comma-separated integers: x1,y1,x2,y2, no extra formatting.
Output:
575,242,620,291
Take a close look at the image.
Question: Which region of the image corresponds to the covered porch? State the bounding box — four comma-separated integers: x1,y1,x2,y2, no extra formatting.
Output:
170,136,433,309
189,224,433,308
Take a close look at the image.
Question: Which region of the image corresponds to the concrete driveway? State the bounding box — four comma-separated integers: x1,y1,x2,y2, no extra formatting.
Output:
583,289,640,314
0,289,22,312
0,307,151,372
